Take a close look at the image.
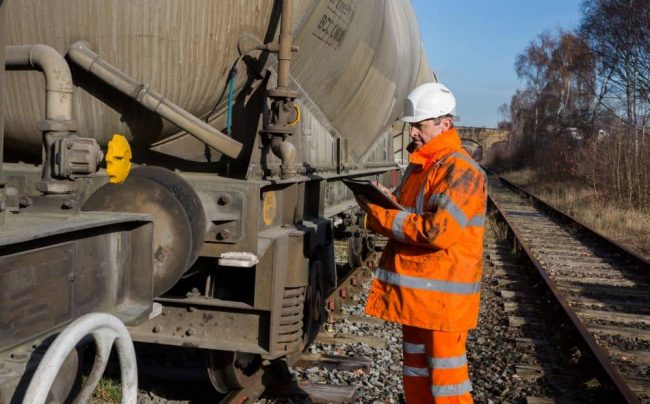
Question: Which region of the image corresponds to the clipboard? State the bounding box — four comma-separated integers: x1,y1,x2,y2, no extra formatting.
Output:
342,179,404,210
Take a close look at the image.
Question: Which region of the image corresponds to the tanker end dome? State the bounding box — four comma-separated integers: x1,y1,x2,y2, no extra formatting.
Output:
83,167,206,296
289,0,429,160
416,46,437,86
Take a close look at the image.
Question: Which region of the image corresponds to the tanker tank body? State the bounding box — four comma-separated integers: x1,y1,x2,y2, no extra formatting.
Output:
1,0,434,398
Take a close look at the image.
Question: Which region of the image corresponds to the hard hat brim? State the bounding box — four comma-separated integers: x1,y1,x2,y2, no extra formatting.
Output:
400,114,436,123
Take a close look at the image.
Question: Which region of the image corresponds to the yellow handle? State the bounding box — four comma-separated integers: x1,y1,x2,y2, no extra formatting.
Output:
106,134,132,184
289,104,301,126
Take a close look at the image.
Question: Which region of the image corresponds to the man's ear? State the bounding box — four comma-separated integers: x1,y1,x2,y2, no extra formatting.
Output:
442,117,452,130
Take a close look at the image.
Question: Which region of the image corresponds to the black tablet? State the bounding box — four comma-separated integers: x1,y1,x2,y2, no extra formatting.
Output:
342,179,404,210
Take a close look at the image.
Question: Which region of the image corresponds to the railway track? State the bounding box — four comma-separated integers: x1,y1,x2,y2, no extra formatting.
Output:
488,172,650,402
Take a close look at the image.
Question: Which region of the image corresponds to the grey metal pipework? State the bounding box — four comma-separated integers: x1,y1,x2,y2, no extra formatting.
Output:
271,135,297,175
262,0,299,179
5,44,74,122
5,44,81,194
67,41,243,159
277,0,293,89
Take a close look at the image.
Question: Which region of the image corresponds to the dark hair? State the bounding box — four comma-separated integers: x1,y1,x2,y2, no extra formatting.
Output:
432,114,454,128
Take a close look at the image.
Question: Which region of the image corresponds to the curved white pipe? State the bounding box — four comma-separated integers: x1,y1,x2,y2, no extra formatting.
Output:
23,312,138,404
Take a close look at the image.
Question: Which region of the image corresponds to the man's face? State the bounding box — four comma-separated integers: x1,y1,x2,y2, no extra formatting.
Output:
409,117,452,150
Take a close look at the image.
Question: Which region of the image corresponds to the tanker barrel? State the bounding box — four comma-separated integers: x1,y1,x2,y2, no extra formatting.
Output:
67,41,243,159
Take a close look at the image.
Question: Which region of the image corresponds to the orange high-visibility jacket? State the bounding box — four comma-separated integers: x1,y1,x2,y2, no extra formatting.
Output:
364,128,487,331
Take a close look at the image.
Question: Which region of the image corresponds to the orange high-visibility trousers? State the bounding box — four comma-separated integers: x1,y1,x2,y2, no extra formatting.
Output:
402,325,473,404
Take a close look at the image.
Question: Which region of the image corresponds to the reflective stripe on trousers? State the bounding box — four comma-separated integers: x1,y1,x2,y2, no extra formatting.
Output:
402,326,473,404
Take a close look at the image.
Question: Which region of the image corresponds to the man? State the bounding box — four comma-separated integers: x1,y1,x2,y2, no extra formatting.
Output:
356,82,487,403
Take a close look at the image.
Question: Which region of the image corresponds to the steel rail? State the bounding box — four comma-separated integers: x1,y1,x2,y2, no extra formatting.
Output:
495,172,650,269
487,171,642,403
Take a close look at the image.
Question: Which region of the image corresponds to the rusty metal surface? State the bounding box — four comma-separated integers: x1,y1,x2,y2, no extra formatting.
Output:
5,0,431,163
0,206,153,402
0,212,154,351
128,304,268,353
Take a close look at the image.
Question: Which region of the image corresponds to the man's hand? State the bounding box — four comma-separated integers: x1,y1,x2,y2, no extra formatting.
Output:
355,194,371,213
371,181,392,196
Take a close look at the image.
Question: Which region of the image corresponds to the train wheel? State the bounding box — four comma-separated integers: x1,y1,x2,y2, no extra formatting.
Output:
347,233,364,268
363,235,375,258
302,260,327,348
348,232,373,268
205,350,262,393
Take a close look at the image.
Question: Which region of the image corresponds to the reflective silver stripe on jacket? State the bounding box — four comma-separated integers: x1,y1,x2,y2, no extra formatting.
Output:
428,353,467,369
403,342,425,354
376,268,481,294
402,153,485,222
447,152,488,217
392,210,409,241
431,380,472,397
395,164,417,199
413,162,440,215
415,183,426,214
403,366,429,377
468,215,485,226
448,151,485,175
427,194,484,227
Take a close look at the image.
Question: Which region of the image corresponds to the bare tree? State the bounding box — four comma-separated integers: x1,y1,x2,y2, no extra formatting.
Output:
500,1,650,209
580,0,649,207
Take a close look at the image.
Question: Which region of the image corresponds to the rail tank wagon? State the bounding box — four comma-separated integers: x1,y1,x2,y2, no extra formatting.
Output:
0,0,434,400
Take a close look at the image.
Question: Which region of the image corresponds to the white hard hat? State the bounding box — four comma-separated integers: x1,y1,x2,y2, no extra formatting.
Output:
401,82,456,123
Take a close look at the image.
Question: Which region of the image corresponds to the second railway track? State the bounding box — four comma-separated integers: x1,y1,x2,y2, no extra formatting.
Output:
488,172,650,402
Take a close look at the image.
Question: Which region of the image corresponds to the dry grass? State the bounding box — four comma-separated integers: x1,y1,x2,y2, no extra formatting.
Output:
89,377,121,404
501,168,650,260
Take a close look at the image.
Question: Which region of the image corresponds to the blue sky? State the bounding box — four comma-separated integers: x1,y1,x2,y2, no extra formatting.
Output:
411,0,583,127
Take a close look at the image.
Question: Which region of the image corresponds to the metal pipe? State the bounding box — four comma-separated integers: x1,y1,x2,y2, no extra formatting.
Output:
277,0,293,88
270,135,297,175
67,41,243,159
5,44,80,194
5,44,74,121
